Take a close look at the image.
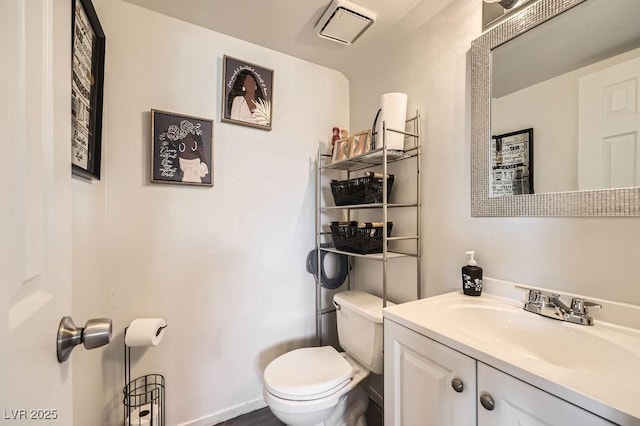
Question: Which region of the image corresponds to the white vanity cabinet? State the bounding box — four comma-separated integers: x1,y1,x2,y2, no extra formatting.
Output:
477,362,614,426
384,319,615,426
384,319,476,425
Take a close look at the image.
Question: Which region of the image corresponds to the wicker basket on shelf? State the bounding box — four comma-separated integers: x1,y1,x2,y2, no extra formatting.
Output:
330,173,394,206
329,221,393,254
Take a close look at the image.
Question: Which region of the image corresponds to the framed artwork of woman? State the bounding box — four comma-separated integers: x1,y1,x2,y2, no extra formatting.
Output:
222,55,274,131
151,109,214,187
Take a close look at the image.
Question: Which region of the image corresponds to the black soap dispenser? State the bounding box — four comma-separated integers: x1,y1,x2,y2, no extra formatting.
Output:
462,251,483,296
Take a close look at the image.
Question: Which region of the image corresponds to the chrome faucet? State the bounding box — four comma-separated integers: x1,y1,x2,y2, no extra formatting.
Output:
519,287,602,326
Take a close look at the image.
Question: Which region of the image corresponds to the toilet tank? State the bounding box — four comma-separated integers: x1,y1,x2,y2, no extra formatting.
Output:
334,291,389,375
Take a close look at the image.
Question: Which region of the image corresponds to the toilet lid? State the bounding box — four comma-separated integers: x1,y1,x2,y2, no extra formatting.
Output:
264,346,355,401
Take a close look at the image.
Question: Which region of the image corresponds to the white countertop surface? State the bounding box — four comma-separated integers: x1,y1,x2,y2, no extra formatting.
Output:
383,291,640,425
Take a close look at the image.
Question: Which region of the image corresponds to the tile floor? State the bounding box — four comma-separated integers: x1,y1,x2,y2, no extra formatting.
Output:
214,407,283,426
214,400,383,425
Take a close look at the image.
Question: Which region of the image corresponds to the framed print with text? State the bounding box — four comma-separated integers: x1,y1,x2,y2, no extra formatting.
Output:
222,55,273,131
490,128,533,197
151,109,214,187
71,0,105,180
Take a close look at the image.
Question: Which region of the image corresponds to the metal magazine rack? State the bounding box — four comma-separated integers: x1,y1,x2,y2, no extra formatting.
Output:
123,329,166,425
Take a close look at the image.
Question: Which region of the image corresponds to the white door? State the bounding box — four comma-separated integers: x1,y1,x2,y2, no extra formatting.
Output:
384,320,476,426
477,363,614,425
1,0,73,423
578,56,640,190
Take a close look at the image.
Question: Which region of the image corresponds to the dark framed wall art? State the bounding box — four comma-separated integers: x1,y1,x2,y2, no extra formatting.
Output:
71,0,105,180
222,55,274,131
151,110,214,187
490,128,534,197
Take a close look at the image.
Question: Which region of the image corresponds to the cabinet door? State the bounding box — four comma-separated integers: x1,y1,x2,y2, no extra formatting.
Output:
385,320,476,426
477,363,615,425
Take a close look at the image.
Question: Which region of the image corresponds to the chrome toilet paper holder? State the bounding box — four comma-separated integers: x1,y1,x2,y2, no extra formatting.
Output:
56,316,113,363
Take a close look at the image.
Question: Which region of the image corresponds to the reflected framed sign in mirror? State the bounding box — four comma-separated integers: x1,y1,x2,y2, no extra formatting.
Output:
491,128,533,197
471,0,640,216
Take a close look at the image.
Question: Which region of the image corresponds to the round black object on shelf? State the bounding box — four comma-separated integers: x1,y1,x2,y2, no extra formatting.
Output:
306,246,349,289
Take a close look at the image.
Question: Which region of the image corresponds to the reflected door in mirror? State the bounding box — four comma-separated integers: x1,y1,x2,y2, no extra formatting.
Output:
578,56,640,190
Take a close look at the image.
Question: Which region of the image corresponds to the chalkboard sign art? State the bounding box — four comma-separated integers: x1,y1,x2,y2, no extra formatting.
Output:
151,110,214,187
490,128,533,197
222,55,274,131
71,0,105,180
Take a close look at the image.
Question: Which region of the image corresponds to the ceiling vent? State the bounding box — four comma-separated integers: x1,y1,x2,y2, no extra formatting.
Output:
315,0,377,45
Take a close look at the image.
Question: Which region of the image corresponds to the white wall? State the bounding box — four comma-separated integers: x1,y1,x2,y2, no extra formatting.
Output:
348,0,640,308
71,177,108,425
72,1,349,424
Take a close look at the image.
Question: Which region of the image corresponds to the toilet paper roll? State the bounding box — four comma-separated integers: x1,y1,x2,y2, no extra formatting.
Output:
375,93,408,150
125,403,159,426
125,318,167,347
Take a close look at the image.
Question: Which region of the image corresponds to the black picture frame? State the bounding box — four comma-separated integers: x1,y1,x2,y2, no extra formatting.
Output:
221,55,274,131
71,0,105,180
490,128,534,196
151,110,214,187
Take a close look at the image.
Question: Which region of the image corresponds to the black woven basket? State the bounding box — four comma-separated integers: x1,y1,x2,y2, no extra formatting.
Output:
330,175,395,206
329,221,393,254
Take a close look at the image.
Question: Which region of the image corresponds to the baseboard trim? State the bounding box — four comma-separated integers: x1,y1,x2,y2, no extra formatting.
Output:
177,398,267,426
368,385,383,409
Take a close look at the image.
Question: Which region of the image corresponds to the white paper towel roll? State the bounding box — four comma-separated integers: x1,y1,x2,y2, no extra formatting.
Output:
125,318,166,347
375,93,408,150
125,403,159,426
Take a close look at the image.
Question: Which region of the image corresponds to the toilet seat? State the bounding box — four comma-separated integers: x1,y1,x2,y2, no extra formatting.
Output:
264,346,355,401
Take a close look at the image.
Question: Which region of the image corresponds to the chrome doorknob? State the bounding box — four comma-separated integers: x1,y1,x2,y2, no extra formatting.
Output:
56,316,112,363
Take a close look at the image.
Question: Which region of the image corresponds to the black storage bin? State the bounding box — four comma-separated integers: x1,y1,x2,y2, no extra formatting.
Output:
330,174,395,206
330,221,393,254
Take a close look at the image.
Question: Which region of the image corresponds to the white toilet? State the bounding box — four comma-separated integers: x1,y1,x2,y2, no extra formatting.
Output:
263,290,385,426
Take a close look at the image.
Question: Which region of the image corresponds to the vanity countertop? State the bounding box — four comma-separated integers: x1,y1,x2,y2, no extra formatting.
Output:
383,291,640,425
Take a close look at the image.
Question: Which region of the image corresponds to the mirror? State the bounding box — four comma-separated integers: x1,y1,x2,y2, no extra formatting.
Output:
471,0,640,216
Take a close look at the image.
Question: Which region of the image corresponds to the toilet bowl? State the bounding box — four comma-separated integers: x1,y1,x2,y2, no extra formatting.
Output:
263,347,369,426
263,291,386,426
